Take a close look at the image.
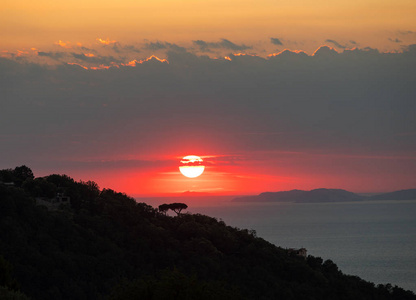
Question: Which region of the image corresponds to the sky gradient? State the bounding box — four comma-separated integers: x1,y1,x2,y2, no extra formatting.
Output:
1,0,416,196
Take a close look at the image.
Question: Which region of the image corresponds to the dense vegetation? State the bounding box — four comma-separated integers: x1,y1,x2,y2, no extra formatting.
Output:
1,166,415,300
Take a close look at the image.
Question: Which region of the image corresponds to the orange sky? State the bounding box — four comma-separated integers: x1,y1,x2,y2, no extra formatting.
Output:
2,0,416,52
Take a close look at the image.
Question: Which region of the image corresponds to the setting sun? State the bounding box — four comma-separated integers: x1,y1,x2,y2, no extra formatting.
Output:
179,155,205,178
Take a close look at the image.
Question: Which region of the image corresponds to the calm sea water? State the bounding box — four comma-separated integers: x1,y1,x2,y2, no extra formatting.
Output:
139,197,416,293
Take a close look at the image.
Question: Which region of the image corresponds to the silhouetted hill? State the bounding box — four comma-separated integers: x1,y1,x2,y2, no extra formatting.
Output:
233,188,364,203
1,166,415,300
369,189,416,200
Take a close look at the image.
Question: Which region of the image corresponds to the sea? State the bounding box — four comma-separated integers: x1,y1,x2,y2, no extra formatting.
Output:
137,196,416,293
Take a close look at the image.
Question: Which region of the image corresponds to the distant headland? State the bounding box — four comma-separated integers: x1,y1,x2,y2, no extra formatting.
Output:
232,188,416,203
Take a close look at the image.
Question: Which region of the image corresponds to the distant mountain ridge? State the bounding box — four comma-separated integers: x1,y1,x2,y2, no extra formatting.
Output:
369,188,416,201
233,188,416,203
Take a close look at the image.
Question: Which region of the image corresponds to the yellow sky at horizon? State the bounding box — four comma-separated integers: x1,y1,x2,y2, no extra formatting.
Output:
2,0,416,52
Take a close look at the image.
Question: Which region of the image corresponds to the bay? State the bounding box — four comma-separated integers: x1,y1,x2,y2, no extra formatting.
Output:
139,197,416,293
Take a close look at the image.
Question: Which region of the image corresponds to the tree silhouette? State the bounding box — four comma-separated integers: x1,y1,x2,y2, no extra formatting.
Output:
0,169,14,182
14,165,34,180
158,203,188,215
168,203,188,215
158,204,170,215
13,165,34,186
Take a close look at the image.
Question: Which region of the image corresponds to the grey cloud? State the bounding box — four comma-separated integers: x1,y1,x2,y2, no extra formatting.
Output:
193,39,251,52
313,45,339,57
270,38,283,45
71,53,121,64
404,44,416,52
122,45,141,53
325,39,347,49
144,41,186,52
37,51,66,60
77,45,96,52
35,158,178,171
110,43,142,54
144,41,168,50
398,30,415,35
192,40,212,52
361,47,380,54
389,38,402,43
268,49,309,62
1,47,415,170
111,44,122,53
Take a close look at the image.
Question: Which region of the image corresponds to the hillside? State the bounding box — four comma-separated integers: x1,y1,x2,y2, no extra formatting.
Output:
369,189,416,201
233,188,364,203
1,166,415,300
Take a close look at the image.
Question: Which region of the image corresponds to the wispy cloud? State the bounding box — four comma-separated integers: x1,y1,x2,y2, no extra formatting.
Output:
143,41,186,52
144,41,169,50
66,62,89,69
193,39,251,52
54,40,72,49
270,38,283,45
388,38,402,43
325,39,347,49
97,38,117,45
313,45,339,56
398,30,415,35
38,51,66,60
71,52,121,64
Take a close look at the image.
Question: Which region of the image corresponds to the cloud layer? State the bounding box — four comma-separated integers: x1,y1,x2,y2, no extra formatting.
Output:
1,41,415,193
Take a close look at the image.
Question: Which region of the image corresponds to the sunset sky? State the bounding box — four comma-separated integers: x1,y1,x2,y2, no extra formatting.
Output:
1,0,416,196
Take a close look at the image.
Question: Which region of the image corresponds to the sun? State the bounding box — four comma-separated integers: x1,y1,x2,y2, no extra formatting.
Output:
179,155,205,178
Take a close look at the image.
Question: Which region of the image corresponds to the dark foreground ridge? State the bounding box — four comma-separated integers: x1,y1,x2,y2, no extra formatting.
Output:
232,188,416,203
1,166,415,300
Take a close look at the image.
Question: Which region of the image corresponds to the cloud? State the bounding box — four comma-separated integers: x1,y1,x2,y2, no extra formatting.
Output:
270,38,283,45
38,158,178,171
78,46,96,52
268,49,308,60
398,30,415,35
144,41,169,50
143,41,186,52
203,155,249,166
120,45,141,53
97,38,117,45
71,53,121,65
219,39,251,50
37,51,66,60
122,55,169,67
403,44,416,52
109,43,142,54
54,40,72,49
193,39,251,52
111,44,123,53
313,45,339,57
325,39,347,49
388,38,402,43
1,45,415,180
